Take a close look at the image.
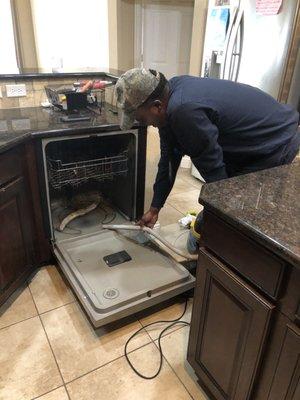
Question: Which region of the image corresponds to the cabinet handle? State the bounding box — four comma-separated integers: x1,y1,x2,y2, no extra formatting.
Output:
0,177,22,192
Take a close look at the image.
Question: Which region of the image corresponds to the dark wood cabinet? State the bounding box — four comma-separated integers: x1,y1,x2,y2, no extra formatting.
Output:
267,322,300,400
188,210,300,400
0,177,34,293
188,249,273,400
0,143,51,305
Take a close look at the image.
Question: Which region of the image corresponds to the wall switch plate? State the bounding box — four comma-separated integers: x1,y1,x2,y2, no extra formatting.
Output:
6,84,27,97
0,87,2,98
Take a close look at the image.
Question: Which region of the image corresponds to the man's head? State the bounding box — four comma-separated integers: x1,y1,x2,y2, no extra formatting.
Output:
115,68,169,130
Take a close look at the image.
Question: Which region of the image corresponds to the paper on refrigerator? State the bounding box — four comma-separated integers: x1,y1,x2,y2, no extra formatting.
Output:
256,0,282,15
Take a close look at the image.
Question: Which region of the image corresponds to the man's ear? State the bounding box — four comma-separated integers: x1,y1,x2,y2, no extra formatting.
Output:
152,100,162,110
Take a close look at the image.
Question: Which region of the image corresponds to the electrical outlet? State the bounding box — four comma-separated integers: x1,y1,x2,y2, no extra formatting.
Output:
6,84,27,97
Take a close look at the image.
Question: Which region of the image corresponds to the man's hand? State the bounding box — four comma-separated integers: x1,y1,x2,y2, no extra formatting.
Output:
137,207,159,228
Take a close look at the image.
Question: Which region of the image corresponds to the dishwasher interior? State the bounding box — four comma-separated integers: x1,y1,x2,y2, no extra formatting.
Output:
42,130,195,327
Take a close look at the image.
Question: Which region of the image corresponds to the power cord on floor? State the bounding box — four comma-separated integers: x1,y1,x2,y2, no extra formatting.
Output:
124,298,190,380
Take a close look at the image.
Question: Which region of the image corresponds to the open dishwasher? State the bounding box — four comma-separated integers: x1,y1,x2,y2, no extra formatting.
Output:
41,129,195,327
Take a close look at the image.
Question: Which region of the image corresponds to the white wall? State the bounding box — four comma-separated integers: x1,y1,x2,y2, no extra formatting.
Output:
0,0,19,73
31,0,109,72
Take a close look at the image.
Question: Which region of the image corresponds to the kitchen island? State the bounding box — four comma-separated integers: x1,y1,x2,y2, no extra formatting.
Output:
188,162,300,400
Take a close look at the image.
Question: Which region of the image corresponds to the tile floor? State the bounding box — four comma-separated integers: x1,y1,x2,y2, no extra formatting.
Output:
0,168,209,400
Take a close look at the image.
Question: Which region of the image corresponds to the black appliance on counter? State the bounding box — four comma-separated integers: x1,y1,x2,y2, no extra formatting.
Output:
45,85,100,122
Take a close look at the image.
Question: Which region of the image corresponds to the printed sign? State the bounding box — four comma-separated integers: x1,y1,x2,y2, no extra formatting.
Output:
256,0,283,15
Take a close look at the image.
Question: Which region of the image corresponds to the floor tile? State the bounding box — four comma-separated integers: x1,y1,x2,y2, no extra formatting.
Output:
0,317,63,400
34,386,69,400
0,286,37,329
137,299,193,341
41,302,152,382
67,342,191,400
29,265,75,314
170,176,198,196
158,204,184,227
160,327,209,400
167,190,203,215
177,168,204,189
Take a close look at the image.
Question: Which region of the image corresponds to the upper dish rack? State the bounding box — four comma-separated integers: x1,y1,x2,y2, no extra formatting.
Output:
47,151,128,189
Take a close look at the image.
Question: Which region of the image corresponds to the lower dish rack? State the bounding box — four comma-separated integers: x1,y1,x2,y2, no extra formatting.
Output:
47,151,128,189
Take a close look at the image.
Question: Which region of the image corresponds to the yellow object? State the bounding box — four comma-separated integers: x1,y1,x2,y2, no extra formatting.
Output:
190,219,201,240
186,210,197,216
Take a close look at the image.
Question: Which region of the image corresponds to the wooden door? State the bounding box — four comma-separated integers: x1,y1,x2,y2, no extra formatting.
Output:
0,177,34,294
267,323,300,400
187,249,273,400
139,0,194,78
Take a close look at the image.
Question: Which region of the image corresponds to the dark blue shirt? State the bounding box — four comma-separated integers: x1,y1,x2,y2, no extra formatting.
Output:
151,76,299,209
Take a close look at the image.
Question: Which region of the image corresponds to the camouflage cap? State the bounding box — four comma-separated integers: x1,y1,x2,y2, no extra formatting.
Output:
115,68,161,130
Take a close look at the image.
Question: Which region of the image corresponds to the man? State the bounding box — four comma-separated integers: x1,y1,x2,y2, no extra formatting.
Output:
115,68,299,232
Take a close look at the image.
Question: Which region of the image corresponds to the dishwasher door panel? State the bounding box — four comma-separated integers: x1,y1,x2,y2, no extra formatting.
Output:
54,230,195,327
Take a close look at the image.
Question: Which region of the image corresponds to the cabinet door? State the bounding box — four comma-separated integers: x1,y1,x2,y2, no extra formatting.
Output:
0,177,34,293
268,323,300,400
187,249,273,400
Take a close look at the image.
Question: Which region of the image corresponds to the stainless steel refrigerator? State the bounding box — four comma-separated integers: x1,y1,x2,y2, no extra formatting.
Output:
200,0,299,108
192,0,299,181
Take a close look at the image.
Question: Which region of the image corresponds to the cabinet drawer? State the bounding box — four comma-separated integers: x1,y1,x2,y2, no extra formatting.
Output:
202,211,285,299
0,148,22,187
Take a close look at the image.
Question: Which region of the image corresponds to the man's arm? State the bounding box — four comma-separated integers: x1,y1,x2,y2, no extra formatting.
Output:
151,129,182,209
170,103,228,182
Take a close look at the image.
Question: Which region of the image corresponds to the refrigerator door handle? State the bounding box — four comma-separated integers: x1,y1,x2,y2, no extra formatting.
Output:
233,13,244,82
226,9,244,81
221,6,239,79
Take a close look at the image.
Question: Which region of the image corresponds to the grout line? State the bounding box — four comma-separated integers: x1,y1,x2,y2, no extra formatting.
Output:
0,283,75,332
138,317,191,341
165,202,185,216
135,313,195,400
164,353,195,400
27,285,71,400
0,314,38,331
38,300,76,317
135,298,196,398
64,384,72,400
31,385,65,400
166,200,202,215
179,176,203,190
133,315,154,340
153,325,196,400
169,186,201,197
65,340,154,386
165,201,189,215
136,301,195,395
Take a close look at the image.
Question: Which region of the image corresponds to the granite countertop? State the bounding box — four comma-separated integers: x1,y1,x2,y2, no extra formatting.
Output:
199,162,300,267
0,68,124,80
0,105,132,153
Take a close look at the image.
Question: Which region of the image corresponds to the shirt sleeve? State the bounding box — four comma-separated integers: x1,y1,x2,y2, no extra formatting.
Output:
151,130,182,209
170,102,228,182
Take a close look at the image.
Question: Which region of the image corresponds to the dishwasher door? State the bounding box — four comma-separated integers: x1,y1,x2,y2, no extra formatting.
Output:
53,229,195,327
